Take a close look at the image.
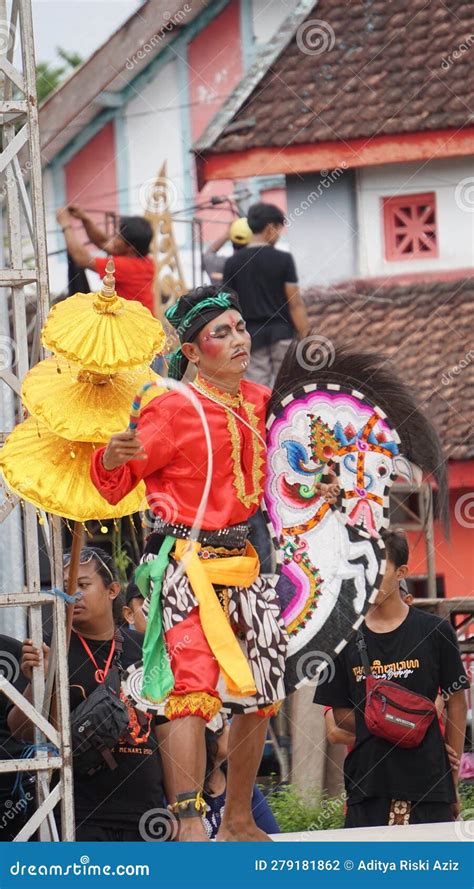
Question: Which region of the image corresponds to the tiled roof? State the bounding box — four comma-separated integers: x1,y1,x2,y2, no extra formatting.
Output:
203,0,474,155
303,275,474,460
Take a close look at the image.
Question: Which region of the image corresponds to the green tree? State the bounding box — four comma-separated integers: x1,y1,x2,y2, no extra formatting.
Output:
36,47,82,104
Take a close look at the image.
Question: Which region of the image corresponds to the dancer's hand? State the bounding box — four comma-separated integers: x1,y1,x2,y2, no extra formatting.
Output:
21,640,50,681
317,481,340,505
102,430,147,470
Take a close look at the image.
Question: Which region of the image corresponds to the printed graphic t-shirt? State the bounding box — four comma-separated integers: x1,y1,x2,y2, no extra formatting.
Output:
314,608,467,804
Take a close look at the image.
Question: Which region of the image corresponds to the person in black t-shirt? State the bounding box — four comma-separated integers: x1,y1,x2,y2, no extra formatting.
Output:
8,548,166,841
223,202,309,388
314,530,468,828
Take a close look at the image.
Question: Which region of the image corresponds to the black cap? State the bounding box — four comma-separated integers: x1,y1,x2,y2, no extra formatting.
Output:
125,580,144,606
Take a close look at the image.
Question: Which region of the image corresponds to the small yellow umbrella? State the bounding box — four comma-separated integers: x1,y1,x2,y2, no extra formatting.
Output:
0,418,147,522
22,357,164,443
41,260,166,374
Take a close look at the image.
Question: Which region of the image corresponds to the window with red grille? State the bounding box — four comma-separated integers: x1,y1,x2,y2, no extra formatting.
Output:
383,192,438,261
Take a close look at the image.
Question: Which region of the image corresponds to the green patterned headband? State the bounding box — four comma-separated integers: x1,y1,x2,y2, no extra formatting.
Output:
165,292,239,380
165,292,234,339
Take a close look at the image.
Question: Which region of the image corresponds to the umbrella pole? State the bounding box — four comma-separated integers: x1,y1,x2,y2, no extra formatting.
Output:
48,521,84,728
66,522,84,645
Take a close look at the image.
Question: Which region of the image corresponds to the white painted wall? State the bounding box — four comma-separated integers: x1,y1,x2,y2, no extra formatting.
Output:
251,0,301,46
286,170,358,287
43,166,67,298
124,57,196,282
358,157,474,278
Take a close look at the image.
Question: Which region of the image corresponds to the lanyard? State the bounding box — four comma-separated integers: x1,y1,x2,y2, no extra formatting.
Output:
75,632,116,684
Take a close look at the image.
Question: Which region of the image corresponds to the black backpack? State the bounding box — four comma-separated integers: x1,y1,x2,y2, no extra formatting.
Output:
70,630,129,776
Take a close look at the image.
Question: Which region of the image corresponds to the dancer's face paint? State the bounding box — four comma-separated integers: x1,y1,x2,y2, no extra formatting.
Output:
194,309,251,381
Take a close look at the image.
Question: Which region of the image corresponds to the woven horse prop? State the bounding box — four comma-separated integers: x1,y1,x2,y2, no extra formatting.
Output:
264,345,447,692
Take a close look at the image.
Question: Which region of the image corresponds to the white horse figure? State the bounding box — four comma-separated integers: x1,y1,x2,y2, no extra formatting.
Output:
265,387,417,679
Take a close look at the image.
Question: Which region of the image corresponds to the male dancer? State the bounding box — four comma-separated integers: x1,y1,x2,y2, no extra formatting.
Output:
91,286,336,841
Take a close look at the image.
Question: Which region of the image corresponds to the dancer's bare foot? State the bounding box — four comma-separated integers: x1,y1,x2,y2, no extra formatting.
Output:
178,819,210,842
216,820,273,842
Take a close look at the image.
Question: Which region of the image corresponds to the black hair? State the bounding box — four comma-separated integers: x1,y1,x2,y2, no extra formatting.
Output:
247,202,285,233
118,216,153,257
64,546,120,586
381,529,409,569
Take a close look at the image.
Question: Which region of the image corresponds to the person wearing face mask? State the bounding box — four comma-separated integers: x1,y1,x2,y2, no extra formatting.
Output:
8,548,166,841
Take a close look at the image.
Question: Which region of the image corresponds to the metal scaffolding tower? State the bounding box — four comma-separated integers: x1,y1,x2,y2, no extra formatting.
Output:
0,0,74,840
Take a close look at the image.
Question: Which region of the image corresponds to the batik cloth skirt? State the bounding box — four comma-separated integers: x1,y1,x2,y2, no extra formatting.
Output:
140,533,288,720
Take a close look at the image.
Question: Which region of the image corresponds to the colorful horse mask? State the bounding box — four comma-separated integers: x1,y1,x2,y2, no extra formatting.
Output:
264,345,447,692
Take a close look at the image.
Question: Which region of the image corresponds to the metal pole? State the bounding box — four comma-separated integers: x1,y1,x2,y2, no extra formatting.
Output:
423,484,437,598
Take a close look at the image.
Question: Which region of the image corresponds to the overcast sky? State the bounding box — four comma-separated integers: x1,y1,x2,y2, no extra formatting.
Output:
32,0,142,65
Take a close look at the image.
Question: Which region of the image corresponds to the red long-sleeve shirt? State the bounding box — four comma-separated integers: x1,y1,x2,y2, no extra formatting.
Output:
90,379,270,530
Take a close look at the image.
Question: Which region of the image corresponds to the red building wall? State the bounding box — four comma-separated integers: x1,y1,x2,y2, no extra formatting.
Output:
188,2,244,243
406,461,474,598
64,122,118,243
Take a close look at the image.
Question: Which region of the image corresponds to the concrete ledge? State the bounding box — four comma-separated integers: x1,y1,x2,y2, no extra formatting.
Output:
272,821,472,842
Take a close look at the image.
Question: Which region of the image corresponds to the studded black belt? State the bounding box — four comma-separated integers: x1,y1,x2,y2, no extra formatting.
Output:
152,519,250,549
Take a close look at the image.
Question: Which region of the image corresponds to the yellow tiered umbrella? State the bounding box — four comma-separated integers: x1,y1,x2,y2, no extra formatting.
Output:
22,357,163,443
42,260,166,373
0,418,147,522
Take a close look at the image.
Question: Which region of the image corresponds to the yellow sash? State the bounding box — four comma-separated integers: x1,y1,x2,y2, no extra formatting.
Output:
173,539,259,697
